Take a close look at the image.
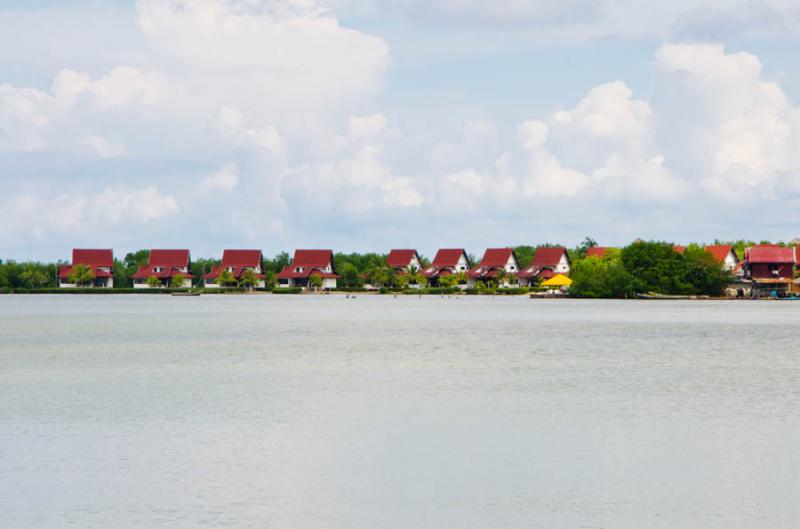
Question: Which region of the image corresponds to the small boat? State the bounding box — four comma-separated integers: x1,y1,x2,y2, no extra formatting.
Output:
171,291,201,297
635,293,709,300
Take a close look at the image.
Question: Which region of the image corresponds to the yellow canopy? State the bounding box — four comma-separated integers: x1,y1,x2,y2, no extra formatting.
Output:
541,274,572,287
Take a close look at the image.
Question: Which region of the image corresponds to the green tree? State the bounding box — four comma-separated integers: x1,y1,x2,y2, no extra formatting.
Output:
683,245,733,296
570,249,636,298
438,274,458,288
20,265,49,289
266,251,292,273
215,269,236,287
240,269,258,290
621,241,690,294
309,274,323,291
339,262,361,289
577,236,599,259
68,263,96,286
146,275,162,288
263,270,277,289
408,269,427,288
170,274,186,289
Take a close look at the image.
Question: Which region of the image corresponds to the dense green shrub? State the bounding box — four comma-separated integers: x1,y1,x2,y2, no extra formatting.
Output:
272,287,302,294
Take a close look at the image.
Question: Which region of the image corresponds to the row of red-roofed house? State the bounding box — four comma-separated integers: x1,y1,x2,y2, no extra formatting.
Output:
57,248,339,289
57,244,798,290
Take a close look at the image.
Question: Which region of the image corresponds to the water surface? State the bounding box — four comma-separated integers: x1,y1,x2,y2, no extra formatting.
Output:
1,295,798,528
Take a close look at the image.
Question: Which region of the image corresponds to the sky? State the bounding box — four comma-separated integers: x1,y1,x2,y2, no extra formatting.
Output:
2,0,800,261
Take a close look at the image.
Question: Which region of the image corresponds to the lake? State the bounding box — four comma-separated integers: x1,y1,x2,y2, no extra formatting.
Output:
1,295,798,528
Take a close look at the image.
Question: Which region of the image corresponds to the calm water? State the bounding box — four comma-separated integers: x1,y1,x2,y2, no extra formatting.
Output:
1,295,799,529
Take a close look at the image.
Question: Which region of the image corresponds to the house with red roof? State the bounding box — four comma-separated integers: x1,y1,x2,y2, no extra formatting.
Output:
704,245,740,271
58,249,114,288
386,249,423,273
743,245,796,280
131,249,193,288
276,249,339,289
518,247,570,287
467,248,520,287
203,250,266,288
673,245,686,254
585,247,609,259
422,248,471,286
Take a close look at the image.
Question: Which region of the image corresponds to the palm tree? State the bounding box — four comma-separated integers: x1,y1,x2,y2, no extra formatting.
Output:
239,269,258,291
146,275,161,288
170,274,186,289
309,274,323,291
68,263,95,287
215,269,236,287
495,268,508,287
438,274,457,289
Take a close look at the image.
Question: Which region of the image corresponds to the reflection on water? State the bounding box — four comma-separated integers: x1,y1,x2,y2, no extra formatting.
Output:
1,295,799,529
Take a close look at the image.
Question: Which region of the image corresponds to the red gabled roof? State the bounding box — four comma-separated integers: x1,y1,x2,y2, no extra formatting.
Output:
518,247,569,279
58,248,114,279
387,249,419,269
220,249,263,268
431,249,466,267
533,247,568,267
203,250,265,279
72,249,113,268
424,248,468,278
148,249,190,268
276,249,339,279
745,245,796,264
586,247,607,259
479,248,514,267
673,245,686,254
705,245,737,263
131,249,193,280
468,248,517,279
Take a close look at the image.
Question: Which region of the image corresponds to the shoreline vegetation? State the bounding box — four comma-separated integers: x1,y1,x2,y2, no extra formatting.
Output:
0,239,793,298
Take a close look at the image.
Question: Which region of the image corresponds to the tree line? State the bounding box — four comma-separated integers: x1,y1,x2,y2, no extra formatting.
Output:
569,241,735,298
0,239,772,294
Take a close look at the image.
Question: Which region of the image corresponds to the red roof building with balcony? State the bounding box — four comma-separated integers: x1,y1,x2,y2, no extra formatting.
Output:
518,247,570,286
467,248,520,286
276,250,339,289
386,249,423,273
422,249,471,286
58,249,114,288
203,250,266,288
743,245,796,280
131,249,194,288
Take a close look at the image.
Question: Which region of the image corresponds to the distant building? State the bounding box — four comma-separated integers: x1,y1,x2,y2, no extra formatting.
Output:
131,249,194,288
518,247,570,286
704,245,740,271
386,249,423,273
276,250,339,289
744,245,796,279
673,245,686,254
58,249,114,288
743,245,797,297
423,249,471,286
203,250,266,288
585,247,609,259
467,248,520,287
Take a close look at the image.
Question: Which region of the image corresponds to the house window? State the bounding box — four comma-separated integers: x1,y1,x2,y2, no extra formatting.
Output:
295,267,304,273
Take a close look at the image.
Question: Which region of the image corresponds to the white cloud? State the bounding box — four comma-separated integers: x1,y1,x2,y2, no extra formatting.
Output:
200,163,239,194
82,135,128,158
348,113,386,140
0,185,179,243
136,0,390,118
654,43,800,198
